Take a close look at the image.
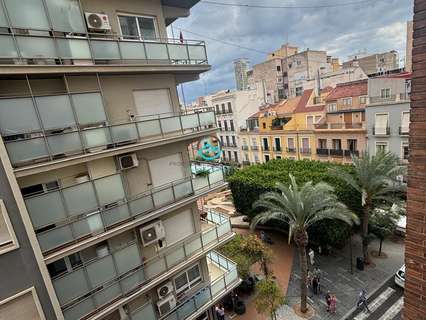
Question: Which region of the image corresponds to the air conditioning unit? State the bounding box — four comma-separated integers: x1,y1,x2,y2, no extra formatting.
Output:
157,281,174,299
139,221,166,247
118,154,139,170
85,12,111,31
157,294,177,317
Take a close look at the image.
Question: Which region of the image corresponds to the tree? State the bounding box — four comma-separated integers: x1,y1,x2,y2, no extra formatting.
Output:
220,234,272,278
254,278,285,320
251,175,358,313
330,151,405,263
369,204,402,256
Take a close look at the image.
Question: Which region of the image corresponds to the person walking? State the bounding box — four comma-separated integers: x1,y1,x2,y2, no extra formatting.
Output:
357,289,370,312
308,248,315,267
215,304,225,320
312,276,319,295
325,290,331,312
330,294,337,314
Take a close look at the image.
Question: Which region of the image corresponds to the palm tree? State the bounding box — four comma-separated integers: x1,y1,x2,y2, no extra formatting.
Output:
330,151,405,264
251,175,358,313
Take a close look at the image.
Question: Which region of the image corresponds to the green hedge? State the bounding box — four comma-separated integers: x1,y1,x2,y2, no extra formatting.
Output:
228,159,362,248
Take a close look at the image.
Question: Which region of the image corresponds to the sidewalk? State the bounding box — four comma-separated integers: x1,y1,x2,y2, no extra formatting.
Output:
284,235,404,320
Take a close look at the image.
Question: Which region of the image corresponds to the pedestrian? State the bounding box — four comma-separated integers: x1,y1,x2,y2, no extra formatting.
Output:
215,304,225,320
317,276,321,294
357,289,370,312
308,248,315,266
325,290,331,312
307,271,313,297
312,276,318,295
330,295,337,314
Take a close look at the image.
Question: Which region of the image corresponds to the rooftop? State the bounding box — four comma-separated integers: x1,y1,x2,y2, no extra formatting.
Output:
325,80,368,101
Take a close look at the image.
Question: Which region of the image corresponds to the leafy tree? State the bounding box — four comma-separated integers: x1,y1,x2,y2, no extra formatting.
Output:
330,151,405,263
254,278,285,320
369,204,403,256
251,175,358,313
220,234,272,278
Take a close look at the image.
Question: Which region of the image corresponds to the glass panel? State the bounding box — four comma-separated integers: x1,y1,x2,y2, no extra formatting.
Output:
121,269,145,294
4,0,49,29
118,16,138,39
94,174,125,206
16,36,57,59
165,246,185,267
160,117,181,134
194,287,210,308
209,170,224,185
5,138,49,164
114,243,141,275
0,98,40,135
152,188,173,207
137,120,161,138
45,0,85,32
144,257,166,279
210,278,225,297
36,95,76,130
71,93,106,126
185,237,202,256
192,176,208,192
57,38,91,59
217,222,230,238
145,43,168,60
168,44,188,60
129,195,154,216
177,299,196,319
0,35,18,58
131,303,156,320
202,228,217,246
93,283,121,307
119,41,146,60
138,17,156,40
86,255,117,288
110,123,138,143
198,112,215,126
91,40,120,60
102,204,131,227
37,224,73,252
0,4,8,27
181,114,198,130
82,127,111,149
47,132,82,156
72,212,103,239
53,268,90,305
188,45,206,61
25,191,66,228
173,180,192,199
225,269,238,285
63,298,95,320
62,182,98,216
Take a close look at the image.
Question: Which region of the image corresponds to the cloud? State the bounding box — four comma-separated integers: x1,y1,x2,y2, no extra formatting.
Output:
172,0,414,102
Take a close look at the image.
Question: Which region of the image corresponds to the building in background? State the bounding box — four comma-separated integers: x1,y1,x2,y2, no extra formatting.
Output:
266,43,299,61
314,80,368,163
343,51,399,75
365,73,411,165
0,1,238,320
406,20,413,72
234,58,250,91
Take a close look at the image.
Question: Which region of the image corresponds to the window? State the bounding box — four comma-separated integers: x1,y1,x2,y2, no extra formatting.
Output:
401,111,410,133
332,139,342,150
263,138,269,150
230,120,235,131
218,121,222,131
118,14,157,40
0,288,45,320
275,138,281,151
234,152,239,162
227,151,232,160
359,96,367,104
221,104,226,113
216,105,220,114
276,65,281,72
296,60,301,65
262,122,266,129
342,97,352,106
254,154,259,162
374,113,389,135
327,103,337,112
314,115,322,123
227,102,233,113
245,153,249,161
21,181,59,198
220,136,224,144
402,142,409,161
174,264,201,294
347,139,357,152
276,156,282,159
264,155,270,162
0,199,18,254
380,88,391,98
225,136,230,146
376,142,388,154
252,138,257,146
287,138,295,150
306,116,314,129
301,138,310,151
296,87,303,97
318,139,327,149
224,120,228,131
232,136,236,146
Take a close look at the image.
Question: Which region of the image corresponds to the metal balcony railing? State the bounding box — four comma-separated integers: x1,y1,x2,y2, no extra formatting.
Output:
315,122,365,130
316,148,329,156
251,145,259,151
0,30,208,66
241,145,249,151
273,147,282,153
261,146,270,152
58,211,233,320
329,149,344,157
26,164,227,254
344,150,359,157
300,148,311,154
286,147,296,153
372,126,391,136
0,92,216,168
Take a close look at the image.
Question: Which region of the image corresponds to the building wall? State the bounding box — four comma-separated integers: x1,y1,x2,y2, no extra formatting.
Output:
343,51,399,75
368,77,409,99
303,67,367,91
252,58,284,103
234,59,249,91
406,20,414,72
404,3,426,319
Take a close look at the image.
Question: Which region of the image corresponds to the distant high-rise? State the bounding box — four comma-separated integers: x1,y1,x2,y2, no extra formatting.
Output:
234,58,250,90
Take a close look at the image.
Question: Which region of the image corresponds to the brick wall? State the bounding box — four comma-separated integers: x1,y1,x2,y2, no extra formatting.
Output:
404,1,426,319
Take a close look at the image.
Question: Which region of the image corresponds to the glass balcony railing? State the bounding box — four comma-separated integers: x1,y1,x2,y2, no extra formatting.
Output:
0,92,216,167
25,166,227,254
58,211,233,320
0,31,208,66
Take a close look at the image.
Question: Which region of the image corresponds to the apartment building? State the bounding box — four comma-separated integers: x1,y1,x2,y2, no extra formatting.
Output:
343,51,399,75
314,80,368,164
233,58,250,91
366,73,411,164
303,66,367,92
266,43,298,61
0,2,238,320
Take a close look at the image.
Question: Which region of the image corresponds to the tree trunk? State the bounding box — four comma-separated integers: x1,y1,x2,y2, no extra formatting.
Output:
294,230,309,313
378,238,383,256
362,200,371,264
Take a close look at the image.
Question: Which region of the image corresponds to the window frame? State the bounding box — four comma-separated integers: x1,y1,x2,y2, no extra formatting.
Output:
380,88,391,98
401,141,409,161
375,141,389,154
117,13,159,41
359,96,367,104
173,264,202,295
0,287,46,320
0,199,19,255
342,97,352,106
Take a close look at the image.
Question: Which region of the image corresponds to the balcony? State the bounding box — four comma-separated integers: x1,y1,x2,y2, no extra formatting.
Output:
126,252,239,320
314,122,365,130
286,148,296,153
25,165,227,255
273,147,282,153
329,149,343,157
241,145,249,151
316,148,329,156
56,211,233,320
344,150,359,157
372,127,391,136
369,94,410,105
0,31,208,69
251,146,259,151
300,148,311,154
261,146,270,152
399,126,409,136
0,93,216,169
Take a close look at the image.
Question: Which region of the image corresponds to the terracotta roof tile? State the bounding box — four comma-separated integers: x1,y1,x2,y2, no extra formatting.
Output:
325,80,368,101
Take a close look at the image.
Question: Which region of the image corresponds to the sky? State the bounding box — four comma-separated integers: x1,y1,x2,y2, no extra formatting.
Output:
169,0,414,103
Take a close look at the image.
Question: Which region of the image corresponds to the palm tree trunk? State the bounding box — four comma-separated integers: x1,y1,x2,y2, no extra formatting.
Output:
362,200,370,264
298,244,308,313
